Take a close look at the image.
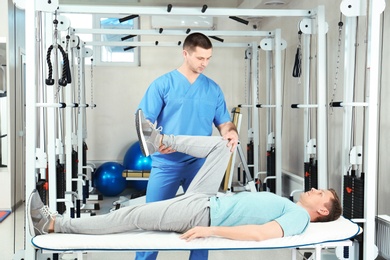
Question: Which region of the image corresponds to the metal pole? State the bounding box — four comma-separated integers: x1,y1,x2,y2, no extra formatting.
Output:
362,0,385,258
274,29,282,196
302,34,311,163
342,16,357,178
315,6,328,189
25,0,37,258
251,42,259,183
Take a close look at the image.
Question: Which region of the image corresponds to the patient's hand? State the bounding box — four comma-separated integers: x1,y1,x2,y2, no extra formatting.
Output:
180,226,213,241
181,223,284,241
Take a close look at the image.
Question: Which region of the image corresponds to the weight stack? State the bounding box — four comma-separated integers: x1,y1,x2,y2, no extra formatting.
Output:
36,179,48,205
72,149,78,192
343,172,364,219
246,141,254,182
56,160,66,214
304,158,318,191
343,171,365,258
266,147,276,193
83,142,88,174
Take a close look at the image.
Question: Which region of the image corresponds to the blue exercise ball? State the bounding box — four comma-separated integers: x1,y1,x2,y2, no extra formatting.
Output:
94,162,127,197
123,141,151,191
123,141,152,170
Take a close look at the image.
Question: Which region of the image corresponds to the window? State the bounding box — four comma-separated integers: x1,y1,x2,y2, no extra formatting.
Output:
60,13,93,65
94,14,140,66
61,13,140,66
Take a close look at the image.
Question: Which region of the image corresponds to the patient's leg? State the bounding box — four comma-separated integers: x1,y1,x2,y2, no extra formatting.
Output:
51,136,229,235
162,135,232,195
137,109,232,195
28,188,210,235
54,193,210,234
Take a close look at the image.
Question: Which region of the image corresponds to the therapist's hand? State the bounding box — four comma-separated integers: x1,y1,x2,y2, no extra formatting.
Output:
159,145,176,154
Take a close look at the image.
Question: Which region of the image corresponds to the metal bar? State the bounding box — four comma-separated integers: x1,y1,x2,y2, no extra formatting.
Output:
65,47,75,213
291,248,297,260
77,45,86,202
282,169,305,185
244,47,252,134
251,42,259,188
74,28,274,37
58,5,312,17
237,104,254,108
47,44,58,211
315,245,322,260
316,6,328,189
265,48,273,150
83,41,253,48
239,104,276,108
330,102,368,107
236,144,257,192
25,0,38,258
302,33,311,163
227,114,242,191
340,16,357,206
36,102,66,108
363,0,385,258
274,29,282,196
260,104,276,108
291,104,319,108
342,16,358,181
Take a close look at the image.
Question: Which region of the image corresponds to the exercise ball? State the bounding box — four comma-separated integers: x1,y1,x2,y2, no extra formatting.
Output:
123,141,151,191
94,162,127,197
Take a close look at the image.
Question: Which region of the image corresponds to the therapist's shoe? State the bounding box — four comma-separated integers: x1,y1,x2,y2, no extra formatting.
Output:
136,109,162,157
27,189,57,236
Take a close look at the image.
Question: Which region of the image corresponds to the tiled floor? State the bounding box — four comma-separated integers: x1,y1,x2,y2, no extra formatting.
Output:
0,192,337,260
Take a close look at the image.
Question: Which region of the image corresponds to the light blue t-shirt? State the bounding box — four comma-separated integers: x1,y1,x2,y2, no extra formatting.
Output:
210,192,310,237
138,70,231,166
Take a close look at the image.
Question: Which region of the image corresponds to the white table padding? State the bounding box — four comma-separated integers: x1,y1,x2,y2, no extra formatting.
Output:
31,216,361,252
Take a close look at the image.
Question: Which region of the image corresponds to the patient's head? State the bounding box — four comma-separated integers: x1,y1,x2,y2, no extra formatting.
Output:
298,188,342,222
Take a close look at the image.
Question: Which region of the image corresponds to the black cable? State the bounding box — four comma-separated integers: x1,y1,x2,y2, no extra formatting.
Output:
292,31,302,78
292,47,301,78
57,45,70,86
46,45,54,85
46,44,71,86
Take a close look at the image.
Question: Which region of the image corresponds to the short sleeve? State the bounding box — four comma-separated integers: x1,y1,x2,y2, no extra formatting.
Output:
275,208,310,237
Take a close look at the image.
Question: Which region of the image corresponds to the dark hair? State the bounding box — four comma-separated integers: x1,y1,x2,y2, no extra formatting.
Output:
315,188,343,222
183,33,212,53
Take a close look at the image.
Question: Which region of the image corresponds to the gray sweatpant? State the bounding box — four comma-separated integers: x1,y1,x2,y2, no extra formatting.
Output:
55,135,232,234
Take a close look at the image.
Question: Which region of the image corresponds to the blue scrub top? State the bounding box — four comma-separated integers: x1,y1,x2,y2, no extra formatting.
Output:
138,70,231,166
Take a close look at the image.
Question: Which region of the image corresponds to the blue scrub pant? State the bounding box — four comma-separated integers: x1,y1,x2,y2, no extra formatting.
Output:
135,155,208,260
137,139,208,260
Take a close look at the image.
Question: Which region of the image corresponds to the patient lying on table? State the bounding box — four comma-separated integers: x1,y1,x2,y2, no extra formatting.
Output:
28,109,342,242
